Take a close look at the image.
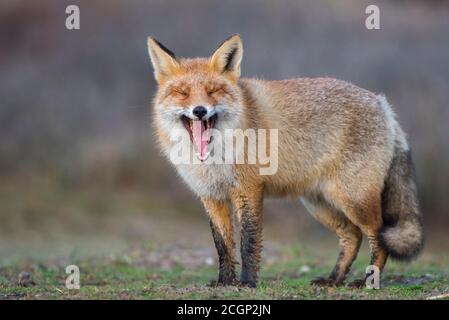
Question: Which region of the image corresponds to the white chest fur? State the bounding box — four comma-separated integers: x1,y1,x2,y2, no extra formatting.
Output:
175,163,236,200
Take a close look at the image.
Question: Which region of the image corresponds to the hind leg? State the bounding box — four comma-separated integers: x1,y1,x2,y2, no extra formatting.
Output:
348,234,389,288
347,222,389,288
302,198,362,287
323,184,388,288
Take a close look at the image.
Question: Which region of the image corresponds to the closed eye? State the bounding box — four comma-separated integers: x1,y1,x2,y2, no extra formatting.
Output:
207,88,223,96
173,90,189,98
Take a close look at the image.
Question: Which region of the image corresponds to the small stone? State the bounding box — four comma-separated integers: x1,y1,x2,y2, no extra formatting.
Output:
299,265,311,273
205,257,214,266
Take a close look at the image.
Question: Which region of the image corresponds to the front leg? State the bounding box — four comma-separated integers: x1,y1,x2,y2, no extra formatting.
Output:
231,186,264,288
201,198,237,285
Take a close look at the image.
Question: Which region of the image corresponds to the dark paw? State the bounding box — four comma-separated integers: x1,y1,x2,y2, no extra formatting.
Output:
310,277,341,287
240,271,257,288
239,280,257,288
347,278,366,289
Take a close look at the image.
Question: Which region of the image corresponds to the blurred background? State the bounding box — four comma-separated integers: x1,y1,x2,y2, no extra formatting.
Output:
1,0,448,260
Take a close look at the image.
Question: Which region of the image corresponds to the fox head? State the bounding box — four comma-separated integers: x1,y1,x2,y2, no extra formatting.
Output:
147,35,244,162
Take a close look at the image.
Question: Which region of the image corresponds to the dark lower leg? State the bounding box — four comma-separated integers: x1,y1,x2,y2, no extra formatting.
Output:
367,234,389,271
330,229,363,284
209,220,237,285
240,211,263,287
231,188,264,288
348,234,388,288
202,198,237,286
312,224,362,286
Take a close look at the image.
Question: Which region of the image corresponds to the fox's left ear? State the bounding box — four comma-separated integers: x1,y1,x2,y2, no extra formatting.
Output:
147,37,179,84
210,34,243,81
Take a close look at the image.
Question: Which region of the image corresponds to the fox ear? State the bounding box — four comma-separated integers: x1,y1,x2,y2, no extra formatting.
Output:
147,37,179,83
210,34,243,80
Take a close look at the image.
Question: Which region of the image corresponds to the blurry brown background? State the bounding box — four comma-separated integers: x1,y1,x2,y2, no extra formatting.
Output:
0,0,448,259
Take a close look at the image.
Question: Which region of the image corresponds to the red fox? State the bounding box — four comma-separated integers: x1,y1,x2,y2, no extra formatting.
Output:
147,35,423,288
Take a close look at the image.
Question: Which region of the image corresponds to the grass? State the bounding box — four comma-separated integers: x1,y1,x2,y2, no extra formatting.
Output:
0,178,448,300
1,243,448,300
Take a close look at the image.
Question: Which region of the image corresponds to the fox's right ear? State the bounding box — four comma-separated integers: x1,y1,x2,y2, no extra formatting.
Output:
147,37,179,84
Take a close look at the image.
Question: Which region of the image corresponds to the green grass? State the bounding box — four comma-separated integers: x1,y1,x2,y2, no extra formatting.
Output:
1,243,448,300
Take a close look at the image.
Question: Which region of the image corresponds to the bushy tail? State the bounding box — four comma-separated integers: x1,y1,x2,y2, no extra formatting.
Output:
380,144,424,261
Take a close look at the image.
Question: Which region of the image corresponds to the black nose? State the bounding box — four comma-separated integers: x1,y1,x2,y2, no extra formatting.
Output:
192,106,207,119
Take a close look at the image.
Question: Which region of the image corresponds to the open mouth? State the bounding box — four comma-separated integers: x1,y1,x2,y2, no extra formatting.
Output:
181,114,217,161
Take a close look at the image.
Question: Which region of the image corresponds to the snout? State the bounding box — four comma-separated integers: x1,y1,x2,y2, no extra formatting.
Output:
193,106,207,119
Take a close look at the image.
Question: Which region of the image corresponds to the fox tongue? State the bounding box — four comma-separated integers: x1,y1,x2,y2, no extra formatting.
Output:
192,120,209,161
